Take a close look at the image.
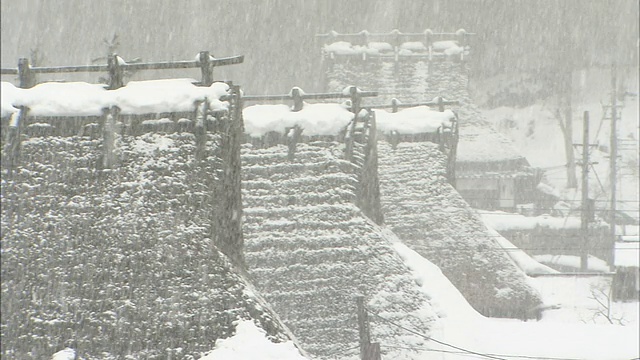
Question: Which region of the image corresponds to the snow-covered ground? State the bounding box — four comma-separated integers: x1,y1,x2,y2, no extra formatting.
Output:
390,231,639,360
463,67,640,358
202,320,306,360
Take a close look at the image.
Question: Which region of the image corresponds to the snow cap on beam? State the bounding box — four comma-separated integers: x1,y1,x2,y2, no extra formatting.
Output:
0,79,230,117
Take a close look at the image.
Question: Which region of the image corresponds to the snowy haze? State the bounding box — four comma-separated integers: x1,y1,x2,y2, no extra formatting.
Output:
1,0,637,94
1,1,639,360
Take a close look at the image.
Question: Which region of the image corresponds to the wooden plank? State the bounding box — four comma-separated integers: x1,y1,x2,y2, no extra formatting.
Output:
29,64,109,73
363,343,382,360
18,58,35,88
107,54,124,90
2,107,27,176
356,296,371,360
199,51,213,87
13,55,243,77
101,107,118,168
367,99,459,111
243,89,378,102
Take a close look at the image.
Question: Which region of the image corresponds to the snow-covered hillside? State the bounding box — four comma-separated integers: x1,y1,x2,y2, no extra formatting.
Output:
478,67,639,221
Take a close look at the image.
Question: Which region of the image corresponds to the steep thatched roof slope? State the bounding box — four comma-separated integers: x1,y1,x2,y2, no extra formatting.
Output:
377,140,542,318
1,132,301,359
242,142,438,359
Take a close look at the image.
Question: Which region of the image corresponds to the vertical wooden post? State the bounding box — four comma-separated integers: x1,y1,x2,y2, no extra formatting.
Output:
446,114,459,188
356,296,381,360
344,86,361,163
580,111,590,271
391,98,400,113
345,121,354,162
230,84,245,267
101,106,118,169
291,87,304,111
364,111,383,225
2,107,28,176
286,125,303,161
288,87,303,160
423,29,433,51
108,54,124,89
18,58,34,88
363,343,382,360
194,98,209,162
391,29,401,63
360,30,369,46
356,296,371,360
456,28,467,47
199,51,213,86
609,65,618,270
213,83,245,268
437,96,445,112
350,86,361,115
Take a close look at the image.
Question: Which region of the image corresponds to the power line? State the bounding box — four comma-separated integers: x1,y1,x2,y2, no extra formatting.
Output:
454,197,640,204
407,246,639,252
382,344,639,360
383,344,492,359
324,343,360,359
364,305,508,360
365,307,639,360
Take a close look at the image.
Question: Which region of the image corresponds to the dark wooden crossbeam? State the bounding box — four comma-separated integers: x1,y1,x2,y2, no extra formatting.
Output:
3,52,244,89
243,90,378,102
243,87,378,115
363,97,459,113
2,55,244,74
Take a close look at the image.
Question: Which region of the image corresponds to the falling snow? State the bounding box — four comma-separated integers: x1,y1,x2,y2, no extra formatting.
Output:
1,1,638,360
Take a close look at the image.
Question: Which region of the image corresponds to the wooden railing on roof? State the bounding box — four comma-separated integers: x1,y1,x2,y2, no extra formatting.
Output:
316,29,475,61
243,86,378,115
1,51,244,89
366,96,460,186
365,97,460,112
316,29,476,46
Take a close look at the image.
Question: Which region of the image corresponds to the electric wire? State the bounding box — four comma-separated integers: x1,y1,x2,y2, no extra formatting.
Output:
324,343,360,358
365,307,639,360
363,305,508,360
382,344,639,360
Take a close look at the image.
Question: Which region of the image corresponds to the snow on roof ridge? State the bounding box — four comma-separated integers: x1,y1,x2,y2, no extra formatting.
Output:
242,103,354,137
1,79,230,117
323,39,467,57
375,106,454,134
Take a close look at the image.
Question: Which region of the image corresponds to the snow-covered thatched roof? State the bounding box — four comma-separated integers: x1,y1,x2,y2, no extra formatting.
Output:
1,79,229,117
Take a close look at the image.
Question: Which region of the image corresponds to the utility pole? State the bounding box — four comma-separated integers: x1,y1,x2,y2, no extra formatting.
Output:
609,65,618,268
580,111,590,271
